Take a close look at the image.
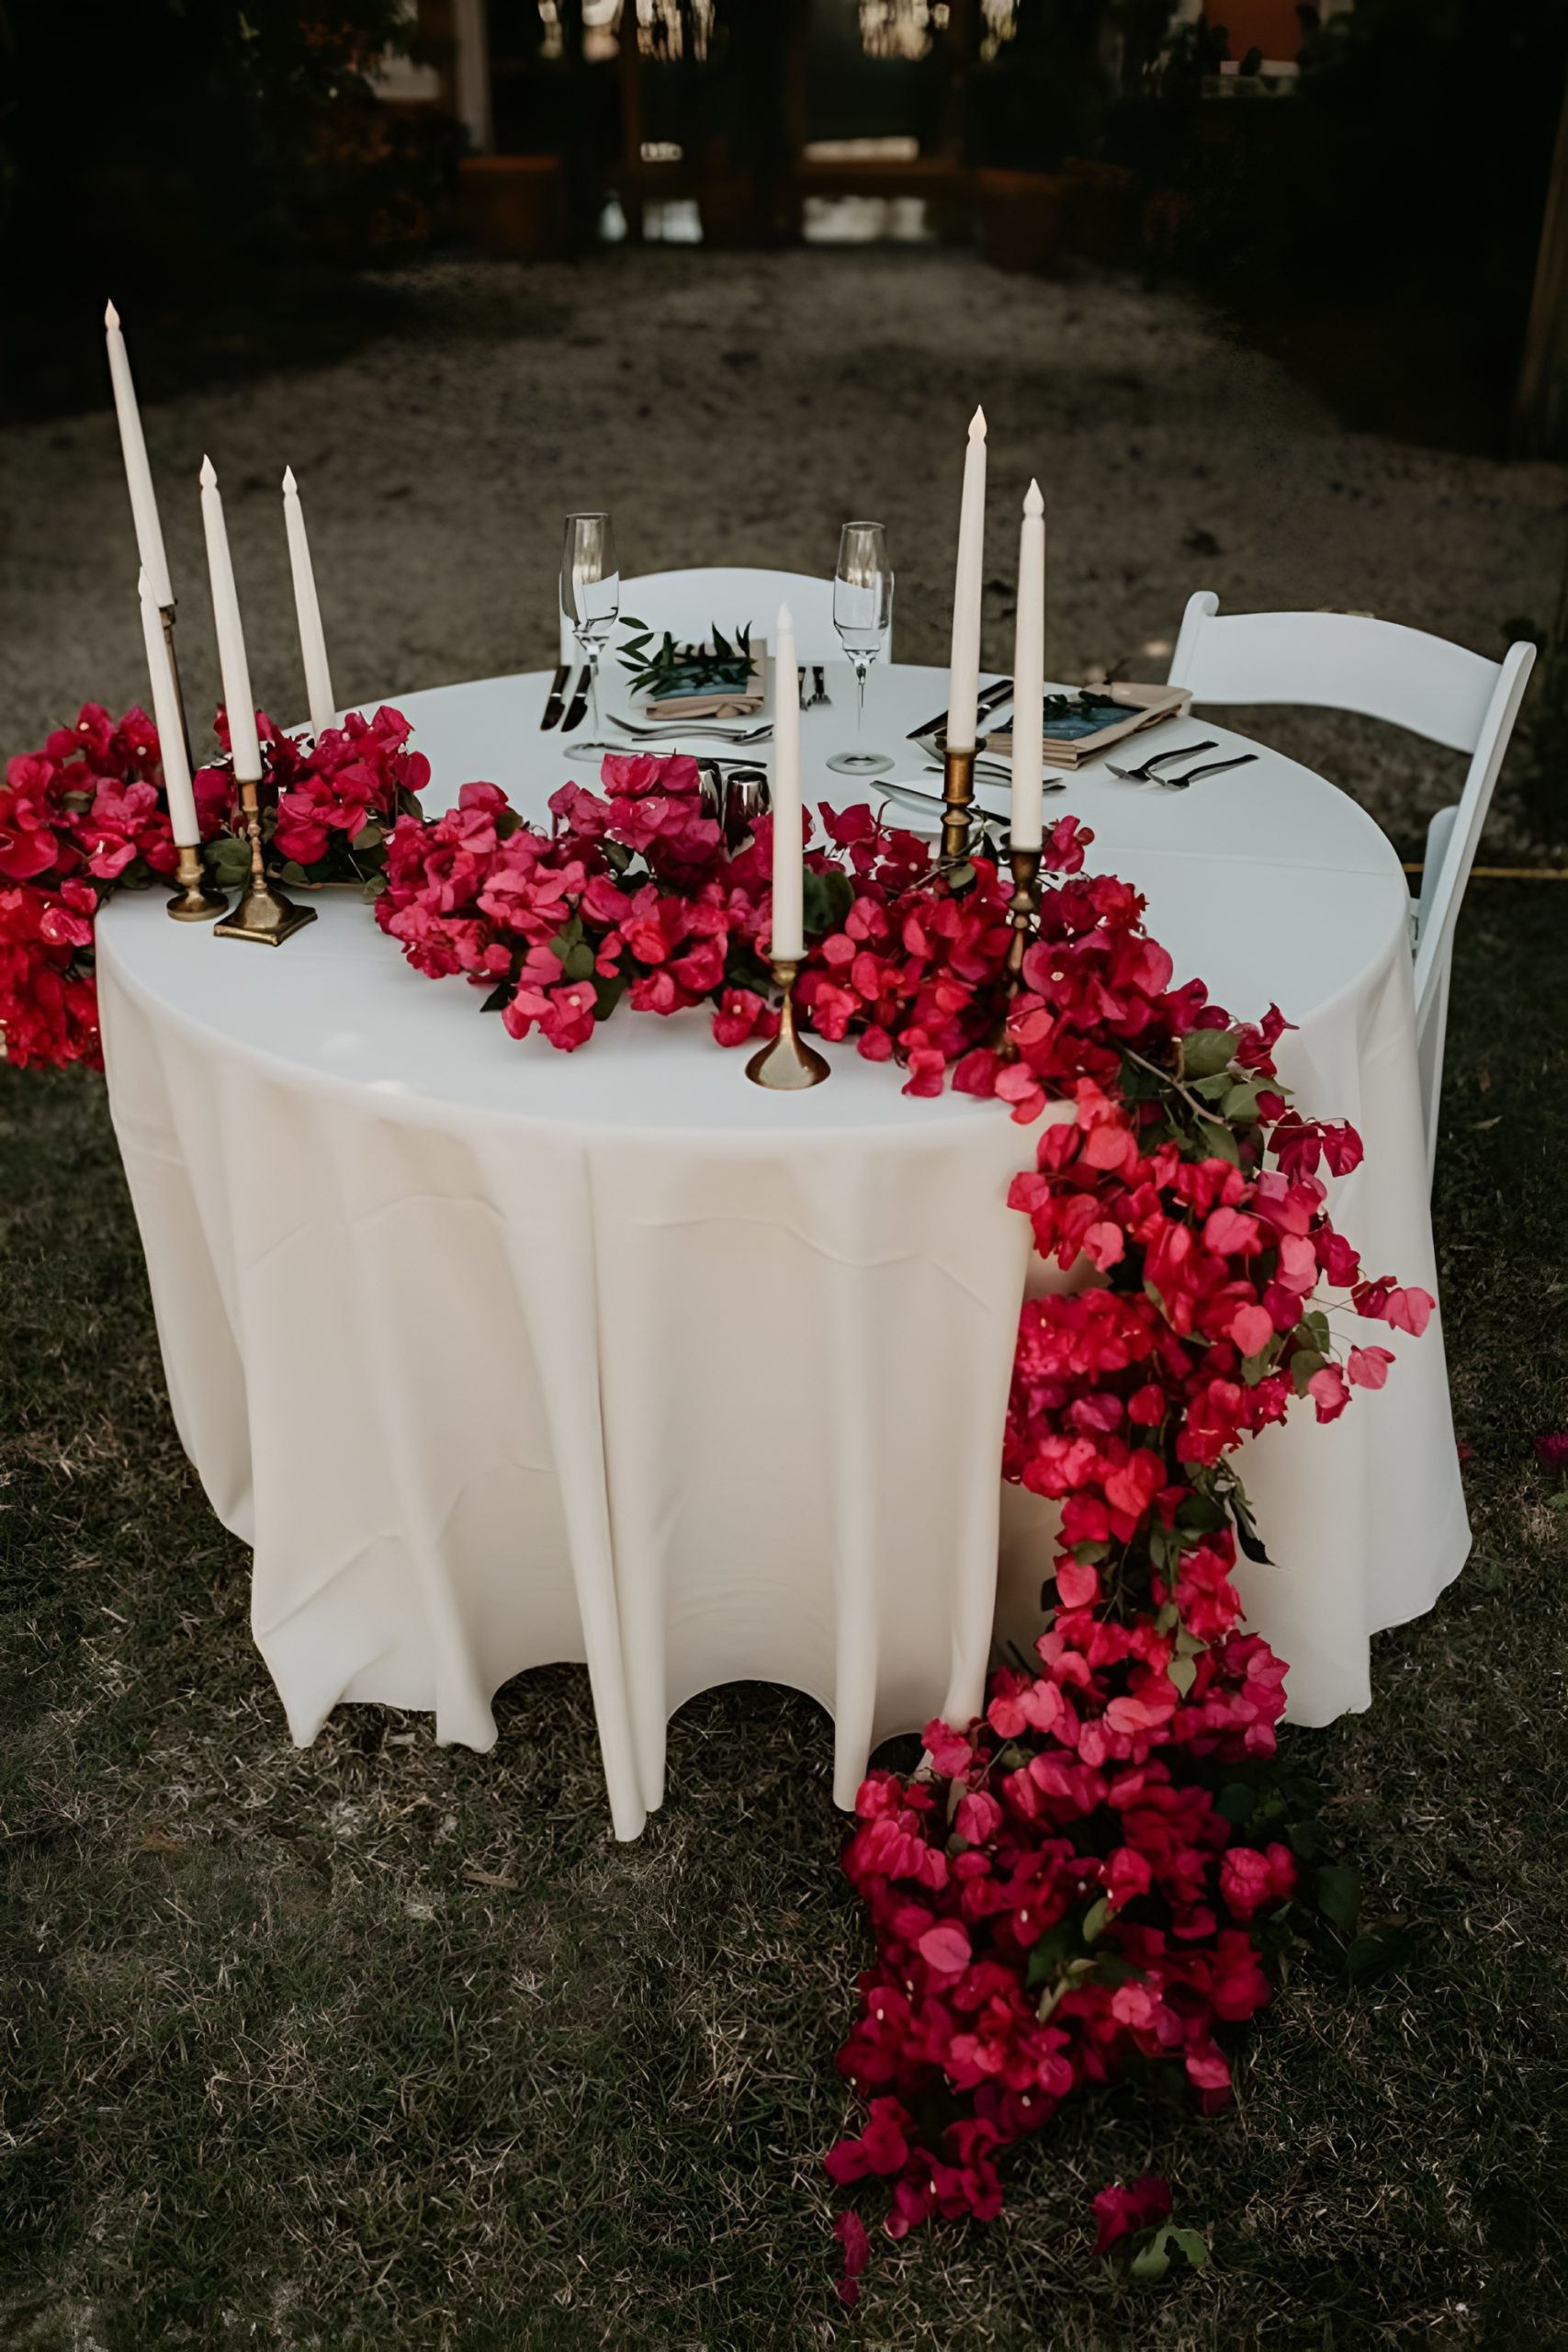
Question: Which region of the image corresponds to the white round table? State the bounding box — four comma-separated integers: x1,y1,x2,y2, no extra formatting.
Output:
96,662,1467,1838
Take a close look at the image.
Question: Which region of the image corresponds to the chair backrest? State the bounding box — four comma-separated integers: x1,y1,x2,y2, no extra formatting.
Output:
558,566,846,668
1168,592,1535,1029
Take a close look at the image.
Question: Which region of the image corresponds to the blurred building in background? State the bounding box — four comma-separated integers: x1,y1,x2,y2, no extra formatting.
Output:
0,0,1562,458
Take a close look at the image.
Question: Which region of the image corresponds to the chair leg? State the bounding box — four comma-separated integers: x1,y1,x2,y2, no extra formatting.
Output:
1416,958,1452,1193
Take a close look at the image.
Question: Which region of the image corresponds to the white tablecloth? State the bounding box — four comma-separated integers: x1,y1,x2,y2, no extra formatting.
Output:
97,662,1466,1838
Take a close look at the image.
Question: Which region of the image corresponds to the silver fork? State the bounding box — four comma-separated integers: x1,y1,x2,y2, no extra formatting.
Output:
596,714,773,744
565,732,773,758
1106,737,1217,784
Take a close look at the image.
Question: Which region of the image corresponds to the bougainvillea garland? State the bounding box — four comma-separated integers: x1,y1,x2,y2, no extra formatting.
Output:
2,721,1432,2304
365,746,1433,2296
0,702,428,1068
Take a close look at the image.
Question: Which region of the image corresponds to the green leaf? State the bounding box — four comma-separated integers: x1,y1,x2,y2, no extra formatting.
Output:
1315,1861,1361,1938
592,970,628,1021
1129,2232,1172,2281
1179,1027,1239,1079
479,979,512,1013
1221,1080,1263,1122
1081,1894,1112,1944
1197,1119,1240,1166
350,820,384,853
561,942,595,981
1168,1653,1197,1697
1168,2226,1211,2271
1216,1781,1258,1826
1290,1347,1326,1395
802,865,853,938
1024,1922,1077,1986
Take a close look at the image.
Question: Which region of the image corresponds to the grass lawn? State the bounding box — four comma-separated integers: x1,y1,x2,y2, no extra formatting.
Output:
3,879,1566,2350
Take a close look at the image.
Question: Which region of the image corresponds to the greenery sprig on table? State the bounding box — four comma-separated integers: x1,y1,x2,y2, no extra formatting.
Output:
616,617,755,702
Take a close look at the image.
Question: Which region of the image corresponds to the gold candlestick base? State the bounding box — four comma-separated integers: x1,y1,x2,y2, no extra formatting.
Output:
746,957,829,1089
166,842,229,922
213,773,317,945
940,741,978,865
992,844,1043,1053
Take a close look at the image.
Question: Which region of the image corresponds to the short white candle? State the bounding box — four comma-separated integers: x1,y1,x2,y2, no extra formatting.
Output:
138,570,200,847
770,604,804,961
105,301,174,610
198,456,263,783
945,406,987,752
282,466,336,738
1010,481,1046,854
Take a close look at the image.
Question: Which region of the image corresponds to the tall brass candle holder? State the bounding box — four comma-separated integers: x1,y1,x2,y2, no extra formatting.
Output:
993,843,1043,1053
158,602,193,766
213,771,317,945
166,841,229,922
939,740,978,865
745,956,829,1090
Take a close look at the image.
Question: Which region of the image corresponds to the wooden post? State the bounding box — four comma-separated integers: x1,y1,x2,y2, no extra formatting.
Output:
450,0,492,153
1516,57,1568,458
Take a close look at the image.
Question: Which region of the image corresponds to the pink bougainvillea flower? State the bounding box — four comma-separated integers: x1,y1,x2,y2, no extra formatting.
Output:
832,2207,870,2305
1535,1430,1568,1478
1092,2174,1173,2255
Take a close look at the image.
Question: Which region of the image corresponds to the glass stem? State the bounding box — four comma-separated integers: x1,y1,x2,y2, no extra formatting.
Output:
587,646,601,739
853,656,869,742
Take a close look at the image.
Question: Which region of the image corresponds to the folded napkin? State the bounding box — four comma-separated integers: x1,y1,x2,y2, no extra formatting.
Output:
982,682,1192,770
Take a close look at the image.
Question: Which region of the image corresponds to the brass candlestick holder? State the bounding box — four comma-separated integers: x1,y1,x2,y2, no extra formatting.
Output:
166,841,229,922
213,772,317,945
158,603,193,766
745,956,829,1090
993,843,1043,1052
939,740,978,865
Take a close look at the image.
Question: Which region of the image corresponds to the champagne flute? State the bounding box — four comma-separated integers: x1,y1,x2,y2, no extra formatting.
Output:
560,512,620,738
827,520,894,775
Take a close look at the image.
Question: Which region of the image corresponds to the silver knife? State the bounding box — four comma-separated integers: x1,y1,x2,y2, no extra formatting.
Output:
907,674,1013,743
559,665,591,734
539,662,570,730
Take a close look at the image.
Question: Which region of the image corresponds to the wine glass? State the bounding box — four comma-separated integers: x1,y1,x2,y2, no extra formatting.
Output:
827,520,894,776
560,512,620,738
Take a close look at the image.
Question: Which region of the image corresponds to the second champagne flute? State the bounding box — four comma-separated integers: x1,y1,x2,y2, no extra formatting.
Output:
828,520,894,776
560,512,620,738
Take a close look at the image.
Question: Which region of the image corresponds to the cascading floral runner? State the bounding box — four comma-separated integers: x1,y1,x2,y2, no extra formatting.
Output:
0,705,1431,2301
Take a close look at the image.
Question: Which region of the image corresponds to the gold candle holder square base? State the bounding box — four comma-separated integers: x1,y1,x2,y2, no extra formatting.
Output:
213,772,318,945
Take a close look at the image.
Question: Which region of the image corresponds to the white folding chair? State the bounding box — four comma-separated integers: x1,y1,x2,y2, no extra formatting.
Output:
558,565,847,668
1168,593,1535,1188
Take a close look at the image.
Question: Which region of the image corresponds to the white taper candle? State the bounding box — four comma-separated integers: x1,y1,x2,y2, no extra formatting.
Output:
1010,480,1046,854
138,569,200,847
945,406,987,752
281,466,336,737
198,456,263,782
105,301,174,609
770,605,804,961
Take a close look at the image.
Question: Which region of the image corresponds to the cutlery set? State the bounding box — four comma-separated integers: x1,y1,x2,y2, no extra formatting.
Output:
539,662,589,735
546,658,1256,789
542,659,833,752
